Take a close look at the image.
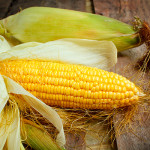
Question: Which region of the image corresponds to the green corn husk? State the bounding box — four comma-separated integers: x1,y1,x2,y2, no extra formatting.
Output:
0,7,141,51
21,119,64,150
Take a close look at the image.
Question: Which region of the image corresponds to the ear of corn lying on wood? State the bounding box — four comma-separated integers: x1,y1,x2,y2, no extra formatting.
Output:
0,59,142,110
0,7,141,51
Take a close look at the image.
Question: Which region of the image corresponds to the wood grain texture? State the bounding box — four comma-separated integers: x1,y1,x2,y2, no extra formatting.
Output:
5,0,86,17
65,132,86,150
0,0,12,18
113,104,150,150
93,0,150,23
93,0,150,150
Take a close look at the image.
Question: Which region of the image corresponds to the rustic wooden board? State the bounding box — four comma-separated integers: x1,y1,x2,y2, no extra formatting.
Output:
65,132,86,150
113,104,150,150
93,0,150,150
111,57,150,150
0,0,150,150
93,0,150,23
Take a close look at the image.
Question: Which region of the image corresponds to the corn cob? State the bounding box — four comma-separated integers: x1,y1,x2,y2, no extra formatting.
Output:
0,7,141,51
0,59,140,109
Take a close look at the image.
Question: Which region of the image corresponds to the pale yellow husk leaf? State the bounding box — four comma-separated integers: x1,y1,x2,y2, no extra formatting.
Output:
6,104,20,150
20,143,25,150
0,101,20,150
0,37,117,70
0,35,11,52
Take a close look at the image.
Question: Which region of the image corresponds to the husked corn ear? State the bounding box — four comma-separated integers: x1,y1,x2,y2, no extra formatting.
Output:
0,59,140,109
0,7,140,51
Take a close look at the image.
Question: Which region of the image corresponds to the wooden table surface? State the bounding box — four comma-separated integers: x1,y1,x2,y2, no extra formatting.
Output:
0,0,150,150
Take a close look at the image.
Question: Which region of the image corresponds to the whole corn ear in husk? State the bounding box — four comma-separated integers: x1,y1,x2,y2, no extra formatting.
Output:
0,7,141,51
21,119,63,150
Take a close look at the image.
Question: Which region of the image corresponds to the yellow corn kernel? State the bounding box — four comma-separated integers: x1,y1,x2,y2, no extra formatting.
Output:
0,59,141,110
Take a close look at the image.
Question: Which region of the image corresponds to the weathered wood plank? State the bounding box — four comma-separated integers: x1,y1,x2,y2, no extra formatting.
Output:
65,132,86,150
0,0,12,18
93,0,150,23
111,55,150,150
109,56,150,150
113,104,150,150
5,0,86,17
93,0,150,150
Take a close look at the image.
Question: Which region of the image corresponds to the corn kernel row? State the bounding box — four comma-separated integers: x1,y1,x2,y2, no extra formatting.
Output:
0,59,140,109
